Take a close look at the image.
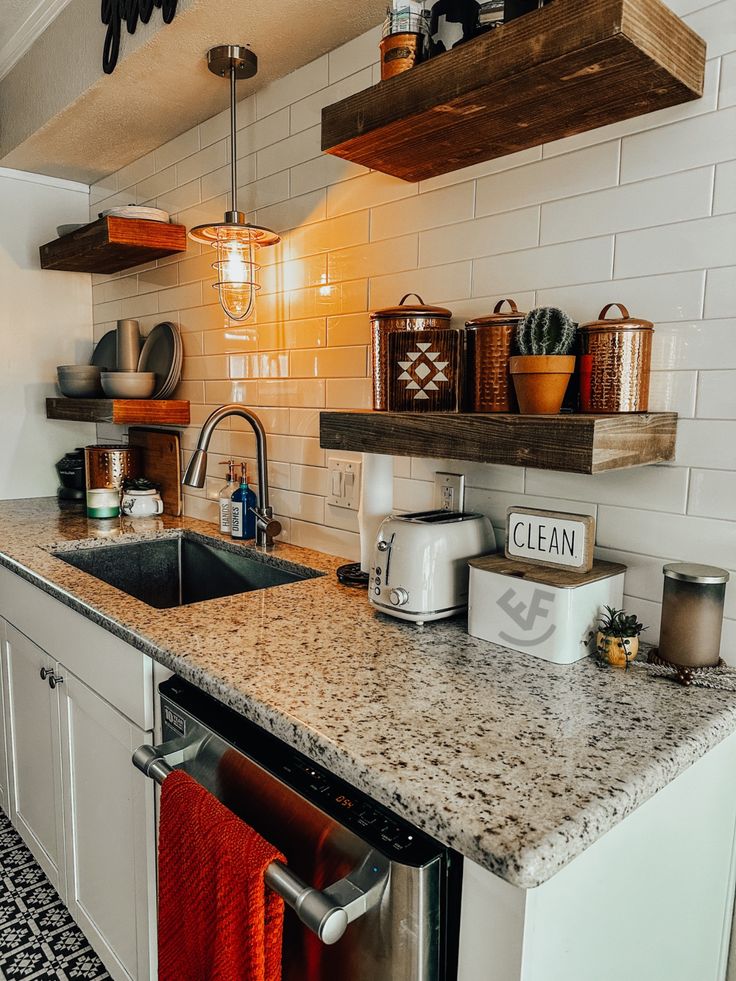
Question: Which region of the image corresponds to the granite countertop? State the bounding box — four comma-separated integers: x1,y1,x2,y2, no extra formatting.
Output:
0,498,735,889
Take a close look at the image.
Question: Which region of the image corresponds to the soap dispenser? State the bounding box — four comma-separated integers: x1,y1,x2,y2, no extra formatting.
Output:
218,460,236,534
230,463,257,540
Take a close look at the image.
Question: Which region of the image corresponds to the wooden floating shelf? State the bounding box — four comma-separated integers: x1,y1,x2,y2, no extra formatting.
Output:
321,0,706,182
320,411,678,475
46,398,190,427
39,217,187,274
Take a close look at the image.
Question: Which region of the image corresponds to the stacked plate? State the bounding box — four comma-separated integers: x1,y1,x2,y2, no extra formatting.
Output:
138,321,183,399
90,321,182,399
98,205,171,223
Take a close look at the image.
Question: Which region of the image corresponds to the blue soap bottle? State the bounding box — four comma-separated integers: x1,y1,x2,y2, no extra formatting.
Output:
231,463,257,540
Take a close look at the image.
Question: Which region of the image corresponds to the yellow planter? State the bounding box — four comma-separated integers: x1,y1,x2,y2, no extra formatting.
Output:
597,632,639,668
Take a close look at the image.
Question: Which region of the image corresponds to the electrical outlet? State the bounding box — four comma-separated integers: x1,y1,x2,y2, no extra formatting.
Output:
434,472,465,512
327,457,362,510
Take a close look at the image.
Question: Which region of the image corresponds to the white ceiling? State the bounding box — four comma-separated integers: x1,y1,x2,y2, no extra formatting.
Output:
0,0,72,81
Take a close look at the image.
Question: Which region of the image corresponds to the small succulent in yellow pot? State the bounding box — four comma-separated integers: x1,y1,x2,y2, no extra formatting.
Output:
596,606,646,668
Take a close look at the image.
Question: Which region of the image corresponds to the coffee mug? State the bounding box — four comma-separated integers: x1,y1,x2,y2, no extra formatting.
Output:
120,488,164,517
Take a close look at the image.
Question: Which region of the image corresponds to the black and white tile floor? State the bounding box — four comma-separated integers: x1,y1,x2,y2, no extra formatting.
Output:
0,810,109,980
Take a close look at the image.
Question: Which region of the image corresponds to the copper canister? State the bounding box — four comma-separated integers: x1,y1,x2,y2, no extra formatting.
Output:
465,298,526,412
85,444,141,490
380,32,424,79
370,294,452,410
579,303,654,413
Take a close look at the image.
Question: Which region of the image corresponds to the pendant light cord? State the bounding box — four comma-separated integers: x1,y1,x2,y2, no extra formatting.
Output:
230,63,238,213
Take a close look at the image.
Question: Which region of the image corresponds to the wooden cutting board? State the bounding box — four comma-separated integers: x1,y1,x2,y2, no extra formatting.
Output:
128,427,182,516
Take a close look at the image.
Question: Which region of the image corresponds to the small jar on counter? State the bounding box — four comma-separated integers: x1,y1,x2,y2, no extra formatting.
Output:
657,563,730,669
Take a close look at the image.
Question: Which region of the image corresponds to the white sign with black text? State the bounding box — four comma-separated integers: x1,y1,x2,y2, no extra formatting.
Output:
505,507,595,573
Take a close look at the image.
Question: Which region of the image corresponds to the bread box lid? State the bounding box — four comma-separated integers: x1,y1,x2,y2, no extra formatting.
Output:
371,292,452,320
465,298,526,329
580,302,654,333
468,554,627,588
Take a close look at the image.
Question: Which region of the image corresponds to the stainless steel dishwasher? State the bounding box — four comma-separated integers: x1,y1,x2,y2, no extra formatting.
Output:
134,677,462,981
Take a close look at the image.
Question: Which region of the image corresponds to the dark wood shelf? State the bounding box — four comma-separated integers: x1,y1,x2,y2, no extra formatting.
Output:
320,411,677,474
39,217,187,274
46,398,190,426
321,0,706,182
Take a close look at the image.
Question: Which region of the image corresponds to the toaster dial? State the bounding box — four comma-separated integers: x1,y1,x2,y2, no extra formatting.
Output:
389,587,409,607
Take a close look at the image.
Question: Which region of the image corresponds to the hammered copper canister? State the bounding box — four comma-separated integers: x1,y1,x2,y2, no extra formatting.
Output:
465,298,526,412
370,294,452,410
579,303,653,412
85,444,141,490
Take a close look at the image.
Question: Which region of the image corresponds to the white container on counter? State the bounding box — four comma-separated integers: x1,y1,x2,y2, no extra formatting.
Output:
467,554,626,664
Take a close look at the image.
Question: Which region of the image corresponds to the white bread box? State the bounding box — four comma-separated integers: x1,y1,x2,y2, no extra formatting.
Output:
467,554,626,664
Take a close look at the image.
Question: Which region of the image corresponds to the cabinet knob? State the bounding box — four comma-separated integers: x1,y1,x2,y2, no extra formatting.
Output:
39,667,52,681
48,674,64,690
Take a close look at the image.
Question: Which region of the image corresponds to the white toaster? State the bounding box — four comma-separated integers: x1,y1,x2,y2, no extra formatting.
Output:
369,509,496,625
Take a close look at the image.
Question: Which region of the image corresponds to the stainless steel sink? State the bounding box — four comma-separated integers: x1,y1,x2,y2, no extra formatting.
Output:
53,533,322,609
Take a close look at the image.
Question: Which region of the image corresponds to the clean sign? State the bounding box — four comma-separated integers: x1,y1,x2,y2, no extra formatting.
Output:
505,507,595,573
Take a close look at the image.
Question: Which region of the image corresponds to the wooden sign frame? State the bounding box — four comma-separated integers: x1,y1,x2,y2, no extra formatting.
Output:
505,507,595,573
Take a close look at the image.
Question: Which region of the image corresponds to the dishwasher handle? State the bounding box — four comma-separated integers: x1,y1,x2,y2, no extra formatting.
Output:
132,742,390,945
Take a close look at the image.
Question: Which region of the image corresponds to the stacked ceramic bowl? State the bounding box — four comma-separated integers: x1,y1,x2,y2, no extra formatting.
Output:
57,365,103,398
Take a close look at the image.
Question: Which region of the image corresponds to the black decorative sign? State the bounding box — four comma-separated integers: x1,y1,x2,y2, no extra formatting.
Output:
101,0,179,75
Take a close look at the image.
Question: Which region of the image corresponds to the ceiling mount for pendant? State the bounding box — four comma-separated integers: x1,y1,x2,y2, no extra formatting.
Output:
189,44,280,322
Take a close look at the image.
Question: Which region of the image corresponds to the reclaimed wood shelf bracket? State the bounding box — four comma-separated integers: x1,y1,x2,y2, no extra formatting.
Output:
319,411,678,474
46,398,190,427
39,217,188,274
321,0,706,182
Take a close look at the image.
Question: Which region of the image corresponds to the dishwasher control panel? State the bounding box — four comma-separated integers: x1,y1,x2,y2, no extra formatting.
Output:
160,677,443,868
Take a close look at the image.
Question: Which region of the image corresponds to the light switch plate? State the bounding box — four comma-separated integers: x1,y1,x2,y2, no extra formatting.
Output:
434,472,465,512
327,456,362,510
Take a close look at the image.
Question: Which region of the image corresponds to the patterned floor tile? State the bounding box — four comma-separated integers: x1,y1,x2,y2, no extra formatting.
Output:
0,810,109,981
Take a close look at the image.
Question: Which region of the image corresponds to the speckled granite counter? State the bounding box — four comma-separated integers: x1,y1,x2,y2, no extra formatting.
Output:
0,498,734,889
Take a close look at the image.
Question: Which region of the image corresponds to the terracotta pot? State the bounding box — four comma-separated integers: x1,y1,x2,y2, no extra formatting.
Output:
509,355,575,414
597,632,639,668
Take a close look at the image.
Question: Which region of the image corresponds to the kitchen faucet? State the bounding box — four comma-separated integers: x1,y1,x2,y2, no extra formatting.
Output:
182,404,282,548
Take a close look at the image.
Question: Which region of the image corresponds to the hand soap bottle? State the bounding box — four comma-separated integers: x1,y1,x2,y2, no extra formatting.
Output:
230,464,257,540
218,460,236,534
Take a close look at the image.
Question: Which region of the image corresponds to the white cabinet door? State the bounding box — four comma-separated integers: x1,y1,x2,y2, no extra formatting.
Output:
3,624,65,892
0,617,9,812
59,669,156,981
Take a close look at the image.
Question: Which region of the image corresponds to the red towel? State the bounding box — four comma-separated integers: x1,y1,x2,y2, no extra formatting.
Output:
158,770,285,981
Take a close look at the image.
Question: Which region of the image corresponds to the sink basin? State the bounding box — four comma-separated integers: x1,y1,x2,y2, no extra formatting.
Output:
53,533,322,609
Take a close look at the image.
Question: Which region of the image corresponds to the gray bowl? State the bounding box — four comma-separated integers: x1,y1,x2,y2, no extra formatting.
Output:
101,371,157,399
57,365,102,398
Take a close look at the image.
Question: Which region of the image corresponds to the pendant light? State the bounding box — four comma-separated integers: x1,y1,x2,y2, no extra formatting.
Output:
189,45,280,321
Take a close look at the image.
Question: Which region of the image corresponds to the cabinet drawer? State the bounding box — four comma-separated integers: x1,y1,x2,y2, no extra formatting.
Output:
0,567,152,730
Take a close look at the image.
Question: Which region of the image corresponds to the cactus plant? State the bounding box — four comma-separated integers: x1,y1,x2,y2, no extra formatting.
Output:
516,307,576,356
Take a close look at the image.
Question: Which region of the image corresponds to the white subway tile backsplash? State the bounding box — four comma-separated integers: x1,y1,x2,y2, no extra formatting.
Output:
696,370,736,417
620,107,736,183
540,168,713,245
614,213,736,279
89,14,736,574
476,143,619,217
420,206,539,267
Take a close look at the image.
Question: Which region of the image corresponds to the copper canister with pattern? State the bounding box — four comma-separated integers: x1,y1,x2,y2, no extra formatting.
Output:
370,294,452,410
579,303,654,413
85,444,142,490
465,298,527,412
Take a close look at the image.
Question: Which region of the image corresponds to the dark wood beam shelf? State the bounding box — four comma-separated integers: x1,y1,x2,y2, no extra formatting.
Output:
321,0,706,182
46,398,190,426
320,411,677,474
40,217,187,274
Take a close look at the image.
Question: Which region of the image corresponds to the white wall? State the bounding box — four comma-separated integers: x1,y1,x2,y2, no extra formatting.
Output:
0,168,94,498
89,0,736,657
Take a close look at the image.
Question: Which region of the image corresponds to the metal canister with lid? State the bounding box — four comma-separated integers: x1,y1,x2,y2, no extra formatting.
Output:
465,298,526,412
370,294,452,410
657,563,730,670
579,303,654,412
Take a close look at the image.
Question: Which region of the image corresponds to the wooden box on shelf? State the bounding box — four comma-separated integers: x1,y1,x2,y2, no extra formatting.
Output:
321,0,706,182
39,217,187,274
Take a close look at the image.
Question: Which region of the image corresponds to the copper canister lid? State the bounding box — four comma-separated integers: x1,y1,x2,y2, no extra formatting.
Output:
580,302,653,333
371,292,452,320
465,298,526,329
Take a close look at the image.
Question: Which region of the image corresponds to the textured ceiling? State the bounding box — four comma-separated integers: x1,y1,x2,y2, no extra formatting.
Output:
0,0,384,183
